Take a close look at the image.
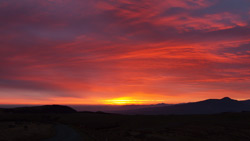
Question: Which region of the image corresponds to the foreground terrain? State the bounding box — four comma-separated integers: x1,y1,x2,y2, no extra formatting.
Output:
1,111,250,141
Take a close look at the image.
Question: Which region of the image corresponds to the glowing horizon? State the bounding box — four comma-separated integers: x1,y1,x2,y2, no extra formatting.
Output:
0,0,250,105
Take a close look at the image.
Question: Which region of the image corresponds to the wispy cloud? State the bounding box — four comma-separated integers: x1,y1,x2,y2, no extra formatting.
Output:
0,0,249,104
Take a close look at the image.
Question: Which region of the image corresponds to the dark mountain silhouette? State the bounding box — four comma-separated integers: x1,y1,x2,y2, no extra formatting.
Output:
116,97,250,115
0,105,77,113
70,103,172,112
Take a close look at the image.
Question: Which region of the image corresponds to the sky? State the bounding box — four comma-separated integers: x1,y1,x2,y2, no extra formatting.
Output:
0,0,250,105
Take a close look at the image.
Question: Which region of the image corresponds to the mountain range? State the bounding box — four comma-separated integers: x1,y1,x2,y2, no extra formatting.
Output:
1,97,250,115
114,97,250,115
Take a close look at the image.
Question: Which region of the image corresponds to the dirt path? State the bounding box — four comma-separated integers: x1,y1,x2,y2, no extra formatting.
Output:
44,124,83,141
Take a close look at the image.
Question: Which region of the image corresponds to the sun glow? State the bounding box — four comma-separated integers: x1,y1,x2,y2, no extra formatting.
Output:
103,97,164,105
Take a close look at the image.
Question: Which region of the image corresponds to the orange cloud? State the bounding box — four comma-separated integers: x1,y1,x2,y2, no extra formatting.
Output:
0,0,250,104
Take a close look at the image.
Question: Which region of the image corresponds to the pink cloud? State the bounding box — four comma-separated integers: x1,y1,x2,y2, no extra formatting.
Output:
0,0,250,104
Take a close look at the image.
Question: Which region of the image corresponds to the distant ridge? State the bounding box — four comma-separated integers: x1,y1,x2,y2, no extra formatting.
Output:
116,97,250,115
0,105,77,113
70,103,172,112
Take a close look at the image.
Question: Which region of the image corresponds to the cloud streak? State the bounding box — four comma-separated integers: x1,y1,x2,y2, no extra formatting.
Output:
0,0,249,104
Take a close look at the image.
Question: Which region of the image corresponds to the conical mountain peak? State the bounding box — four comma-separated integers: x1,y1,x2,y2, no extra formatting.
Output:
220,97,237,102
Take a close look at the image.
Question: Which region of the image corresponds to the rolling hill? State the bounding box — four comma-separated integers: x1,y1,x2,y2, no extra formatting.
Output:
0,105,77,113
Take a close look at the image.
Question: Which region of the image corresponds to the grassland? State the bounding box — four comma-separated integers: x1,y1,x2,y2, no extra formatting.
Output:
0,121,54,141
1,112,250,141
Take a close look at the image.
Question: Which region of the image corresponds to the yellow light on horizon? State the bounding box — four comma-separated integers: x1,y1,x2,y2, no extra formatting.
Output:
103,97,164,105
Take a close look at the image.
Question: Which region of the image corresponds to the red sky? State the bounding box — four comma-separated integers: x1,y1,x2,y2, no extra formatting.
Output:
0,0,250,105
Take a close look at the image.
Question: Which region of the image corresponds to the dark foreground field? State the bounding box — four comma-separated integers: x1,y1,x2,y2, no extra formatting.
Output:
1,112,250,141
